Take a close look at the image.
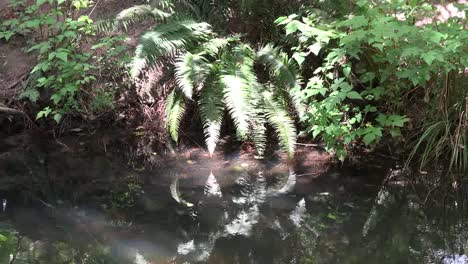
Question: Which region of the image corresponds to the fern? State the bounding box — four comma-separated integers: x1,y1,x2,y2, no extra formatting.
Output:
200,37,231,56
220,74,252,139
199,79,225,156
250,111,268,158
126,11,299,156
166,89,187,142
246,82,268,157
95,5,172,32
175,52,210,98
218,44,259,139
257,44,299,88
116,5,172,25
257,44,305,116
251,92,268,158
263,91,297,158
130,20,213,77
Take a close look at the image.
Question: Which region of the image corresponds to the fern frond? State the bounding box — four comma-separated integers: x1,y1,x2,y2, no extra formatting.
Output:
289,83,307,117
130,20,213,77
216,44,256,139
257,44,299,89
220,74,251,139
218,43,260,140
200,37,230,56
246,82,268,158
116,5,172,24
175,52,210,99
230,43,256,69
251,113,268,158
199,80,225,156
95,5,172,32
257,44,305,116
263,91,297,158
166,89,187,142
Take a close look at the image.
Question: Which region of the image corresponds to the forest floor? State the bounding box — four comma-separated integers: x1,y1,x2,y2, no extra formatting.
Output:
0,41,32,104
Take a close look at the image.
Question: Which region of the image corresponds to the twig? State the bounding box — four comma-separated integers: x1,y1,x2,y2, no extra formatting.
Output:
0,106,25,115
423,183,441,204
88,0,101,16
375,153,399,161
55,139,72,152
295,143,321,147
180,131,207,153
296,172,321,178
6,73,29,90
9,235,23,264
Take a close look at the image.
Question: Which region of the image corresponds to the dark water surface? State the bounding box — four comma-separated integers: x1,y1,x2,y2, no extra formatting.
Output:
0,143,467,263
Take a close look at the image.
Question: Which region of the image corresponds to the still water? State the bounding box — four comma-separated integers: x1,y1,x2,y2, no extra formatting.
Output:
0,149,467,263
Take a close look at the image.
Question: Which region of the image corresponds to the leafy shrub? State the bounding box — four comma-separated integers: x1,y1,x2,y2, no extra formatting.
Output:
1,0,129,122
276,0,467,168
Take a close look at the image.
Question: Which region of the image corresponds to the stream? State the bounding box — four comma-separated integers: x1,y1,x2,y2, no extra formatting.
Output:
0,133,467,263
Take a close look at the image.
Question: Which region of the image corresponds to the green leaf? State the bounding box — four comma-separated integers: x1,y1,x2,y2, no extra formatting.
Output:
24,19,41,28
376,114,388,126
389,115,409,127
362,127,382,145
36,107,52,119
166,89,187,142
292,52,306,65
364,105,377,112
0,31,15,41
308,42,322,56
53,113,62,123
363,133,376,145
346,91,362,100
56,52,68,62
275,14,297,25
422,51,443,66
343,66,351,78
312,129,321,138
20,89,40,102
51,94,62,104
339,82,352,92
36,0,48,6
338,15,368,29
274,16,288,25
356,0,367,7
285,20,301,35
389,128,401,137
427,31,446,43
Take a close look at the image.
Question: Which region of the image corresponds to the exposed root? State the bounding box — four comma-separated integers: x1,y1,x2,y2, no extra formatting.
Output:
0,105,25,115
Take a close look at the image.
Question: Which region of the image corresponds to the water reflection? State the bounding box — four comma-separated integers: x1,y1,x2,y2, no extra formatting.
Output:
204,171,222,198
0,163,467,263
170,176,194,208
